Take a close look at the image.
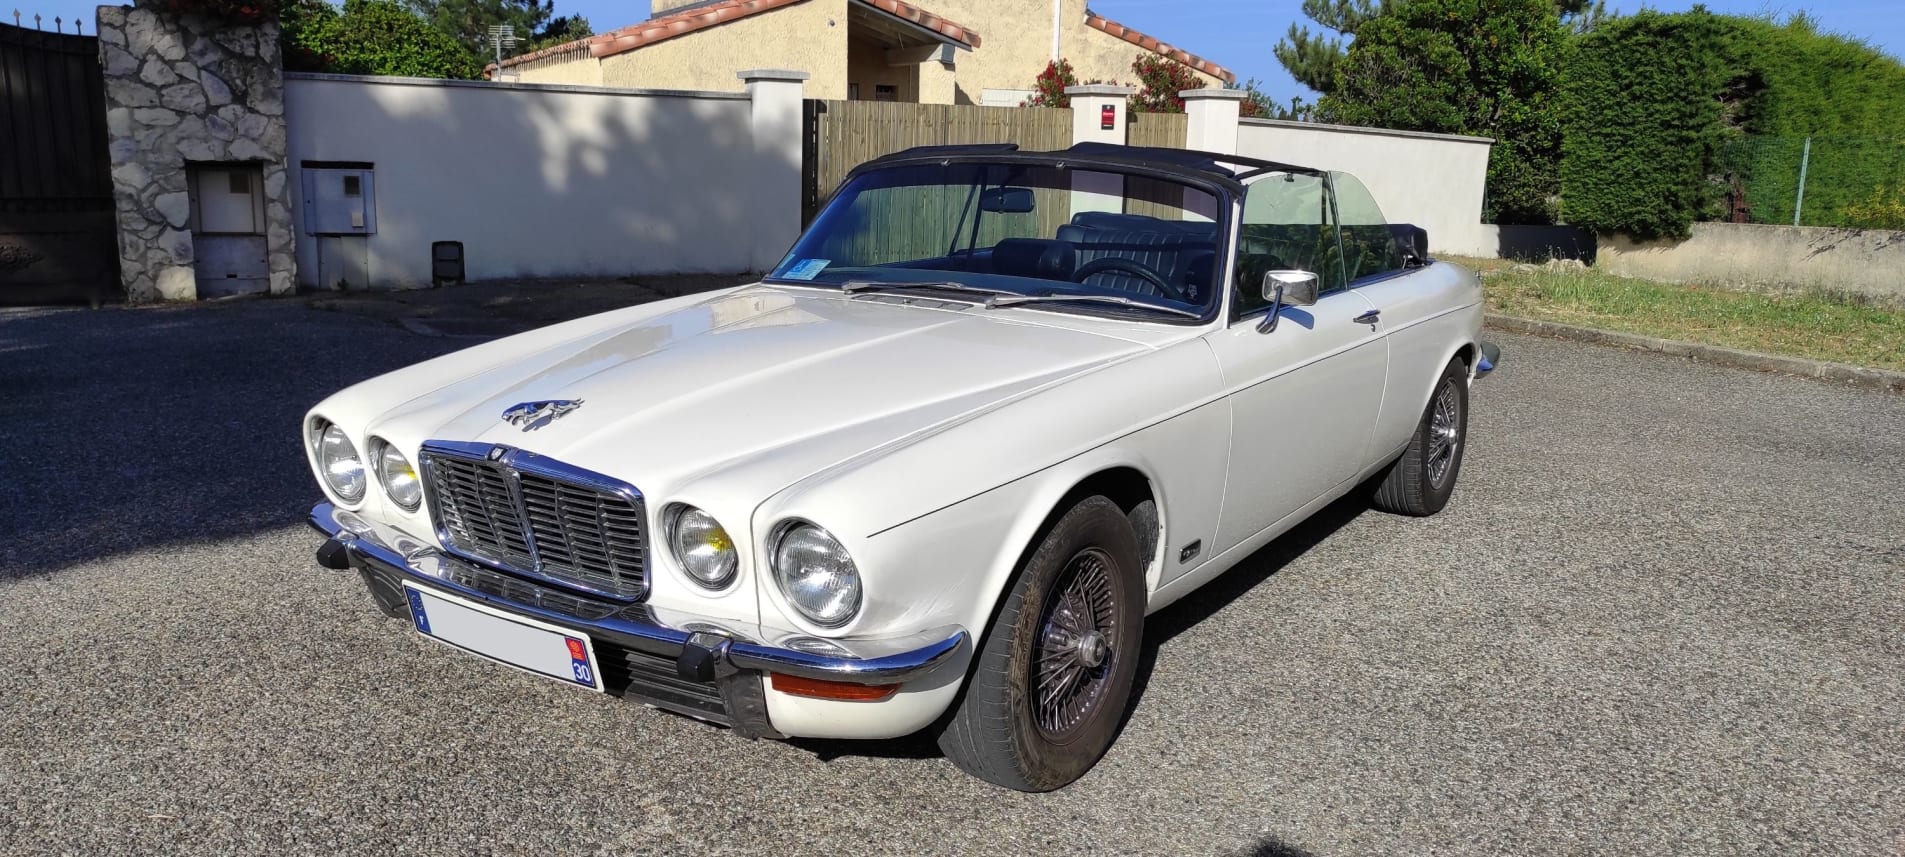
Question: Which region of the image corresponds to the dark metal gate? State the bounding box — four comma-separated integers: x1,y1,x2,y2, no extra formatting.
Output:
0,21,117,305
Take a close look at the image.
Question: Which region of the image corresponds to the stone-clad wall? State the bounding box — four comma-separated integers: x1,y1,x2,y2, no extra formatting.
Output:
97,3,295,301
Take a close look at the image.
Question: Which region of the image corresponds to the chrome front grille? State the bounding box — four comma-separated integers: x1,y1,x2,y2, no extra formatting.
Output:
420,442,648,599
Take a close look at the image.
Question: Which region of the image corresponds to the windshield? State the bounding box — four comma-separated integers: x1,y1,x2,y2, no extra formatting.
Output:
768,162,1226,321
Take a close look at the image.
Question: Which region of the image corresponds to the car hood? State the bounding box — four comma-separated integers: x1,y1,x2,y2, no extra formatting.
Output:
362,287,1160,500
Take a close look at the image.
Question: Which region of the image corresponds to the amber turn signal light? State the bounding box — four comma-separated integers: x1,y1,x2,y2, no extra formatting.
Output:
769,673,899,701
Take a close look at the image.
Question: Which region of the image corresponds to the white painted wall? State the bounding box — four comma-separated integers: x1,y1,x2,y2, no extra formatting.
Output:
284,73,769,289
1236,118,1494,257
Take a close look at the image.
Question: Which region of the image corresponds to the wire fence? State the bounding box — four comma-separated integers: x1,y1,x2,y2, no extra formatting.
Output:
1717,135,1905,229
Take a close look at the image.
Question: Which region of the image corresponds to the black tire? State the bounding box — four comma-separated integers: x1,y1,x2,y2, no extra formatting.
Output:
1372,357,1470,516
936,496,1145,792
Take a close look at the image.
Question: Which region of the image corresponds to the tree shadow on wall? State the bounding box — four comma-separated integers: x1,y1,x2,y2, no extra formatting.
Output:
0,75,773,581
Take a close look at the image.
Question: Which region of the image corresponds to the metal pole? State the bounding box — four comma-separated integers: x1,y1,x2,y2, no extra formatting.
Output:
1793,136,1811,226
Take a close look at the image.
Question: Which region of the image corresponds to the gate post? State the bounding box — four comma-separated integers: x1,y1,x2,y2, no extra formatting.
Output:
1064,85,1133,218
741,69,809,275
1065,84,1133,147
1181,88,1245,155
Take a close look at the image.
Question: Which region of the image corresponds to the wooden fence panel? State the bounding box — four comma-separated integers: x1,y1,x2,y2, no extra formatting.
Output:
806,100,1073,218
1127,111,1188,150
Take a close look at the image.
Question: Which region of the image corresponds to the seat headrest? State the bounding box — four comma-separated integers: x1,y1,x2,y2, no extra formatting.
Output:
1069,212,1217,238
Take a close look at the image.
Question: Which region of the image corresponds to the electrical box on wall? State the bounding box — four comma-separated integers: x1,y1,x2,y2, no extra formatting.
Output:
301,163,377,235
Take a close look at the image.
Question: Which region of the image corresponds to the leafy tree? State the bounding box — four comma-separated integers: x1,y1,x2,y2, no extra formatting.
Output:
1275,0,1605,96
1554,0,1610,34
406,0,554,59
283,0,484,79
527,13,590,51
1322,0,1569,223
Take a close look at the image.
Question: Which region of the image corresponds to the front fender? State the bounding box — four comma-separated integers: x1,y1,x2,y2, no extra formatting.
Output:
749,338,1230,638
856,398,1231,646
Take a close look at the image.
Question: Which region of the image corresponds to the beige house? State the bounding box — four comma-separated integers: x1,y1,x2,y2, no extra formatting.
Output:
494,0,1234,105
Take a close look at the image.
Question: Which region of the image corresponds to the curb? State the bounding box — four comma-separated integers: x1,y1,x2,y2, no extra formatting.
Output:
1485,314,1905,395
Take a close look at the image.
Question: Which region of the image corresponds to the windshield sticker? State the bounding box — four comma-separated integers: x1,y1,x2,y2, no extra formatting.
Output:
783,259,830,281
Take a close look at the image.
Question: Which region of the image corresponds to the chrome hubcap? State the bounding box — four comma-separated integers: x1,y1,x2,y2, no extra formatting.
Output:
1427,380,1462,488
1074,630,1108,668
1033,548,1118,742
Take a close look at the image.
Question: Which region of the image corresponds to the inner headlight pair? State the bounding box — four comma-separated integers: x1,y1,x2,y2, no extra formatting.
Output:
664,508,861,628
308,421,420,512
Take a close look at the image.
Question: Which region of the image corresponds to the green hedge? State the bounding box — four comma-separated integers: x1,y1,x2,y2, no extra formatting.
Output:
1560,10,1905,238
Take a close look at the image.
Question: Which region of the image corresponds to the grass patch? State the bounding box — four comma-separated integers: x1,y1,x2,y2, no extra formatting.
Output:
1446,256,1905,373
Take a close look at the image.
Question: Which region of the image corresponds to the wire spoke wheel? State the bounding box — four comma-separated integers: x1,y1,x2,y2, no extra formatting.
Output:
1032,547,1119,743
1426,379,1462,488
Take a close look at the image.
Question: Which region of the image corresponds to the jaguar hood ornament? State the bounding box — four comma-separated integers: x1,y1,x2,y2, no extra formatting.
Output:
501,399,584,431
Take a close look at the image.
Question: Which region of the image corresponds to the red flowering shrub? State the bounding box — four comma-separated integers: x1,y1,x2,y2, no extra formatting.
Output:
1024,59,1079,108
1129,53,1200,114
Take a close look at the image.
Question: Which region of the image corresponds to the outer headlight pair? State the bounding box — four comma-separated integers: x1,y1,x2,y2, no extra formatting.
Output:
311,421,367,504
771,523,861,628
665,509,862,628
308,420,420,512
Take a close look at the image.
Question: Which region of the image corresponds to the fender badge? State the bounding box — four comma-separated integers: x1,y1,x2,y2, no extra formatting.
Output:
501,399,583,432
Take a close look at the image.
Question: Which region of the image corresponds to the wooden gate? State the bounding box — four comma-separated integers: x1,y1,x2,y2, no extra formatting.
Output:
0,21,117,305
802,100,1073,224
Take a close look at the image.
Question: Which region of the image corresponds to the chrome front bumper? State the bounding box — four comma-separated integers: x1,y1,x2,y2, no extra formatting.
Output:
309,502,970,739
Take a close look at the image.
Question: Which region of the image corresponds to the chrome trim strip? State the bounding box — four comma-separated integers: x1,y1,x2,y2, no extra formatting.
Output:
311,501,971,686
418,439,650,602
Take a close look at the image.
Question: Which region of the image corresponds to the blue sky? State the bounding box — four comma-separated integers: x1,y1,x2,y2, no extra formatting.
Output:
1079,0,1905,104
19,0,1902,104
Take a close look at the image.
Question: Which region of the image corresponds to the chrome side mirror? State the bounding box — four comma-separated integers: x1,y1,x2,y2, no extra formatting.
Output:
1259,270,1319,332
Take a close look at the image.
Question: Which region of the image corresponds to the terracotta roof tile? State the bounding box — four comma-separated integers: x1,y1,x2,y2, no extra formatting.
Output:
495,0,979,72
1085,12,1235,84
858,0,981,49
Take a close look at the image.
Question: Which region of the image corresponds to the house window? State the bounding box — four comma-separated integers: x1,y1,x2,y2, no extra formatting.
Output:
343,175,362,197
875,84,899,102
849,83,861,100
188,164,266,235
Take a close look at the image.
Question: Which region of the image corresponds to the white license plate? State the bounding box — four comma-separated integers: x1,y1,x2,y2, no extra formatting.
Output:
403,583,604,692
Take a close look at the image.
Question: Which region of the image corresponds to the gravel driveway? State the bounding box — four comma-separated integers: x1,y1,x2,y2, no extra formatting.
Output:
2,297,1901,856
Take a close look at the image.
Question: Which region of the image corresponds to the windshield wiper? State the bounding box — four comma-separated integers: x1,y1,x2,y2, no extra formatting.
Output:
984,293,1203,319
841,280,1018,300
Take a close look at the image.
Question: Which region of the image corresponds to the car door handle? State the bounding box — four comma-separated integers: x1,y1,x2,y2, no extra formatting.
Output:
1353,309,1381,325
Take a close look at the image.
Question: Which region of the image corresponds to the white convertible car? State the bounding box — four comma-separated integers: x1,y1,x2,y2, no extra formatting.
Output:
307,143,1499,791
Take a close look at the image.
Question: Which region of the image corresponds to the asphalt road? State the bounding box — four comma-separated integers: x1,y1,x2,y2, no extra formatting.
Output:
2,299,1901,856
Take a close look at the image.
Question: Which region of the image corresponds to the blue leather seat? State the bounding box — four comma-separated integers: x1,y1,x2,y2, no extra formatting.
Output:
1057,214,1218,300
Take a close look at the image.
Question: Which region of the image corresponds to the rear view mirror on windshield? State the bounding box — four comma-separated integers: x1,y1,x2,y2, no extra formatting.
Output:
979,187,1036,214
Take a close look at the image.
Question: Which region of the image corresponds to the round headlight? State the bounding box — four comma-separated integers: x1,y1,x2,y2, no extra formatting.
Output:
313,422,366,503
772,523,861,628
668,506,737,589
374,441,422,511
